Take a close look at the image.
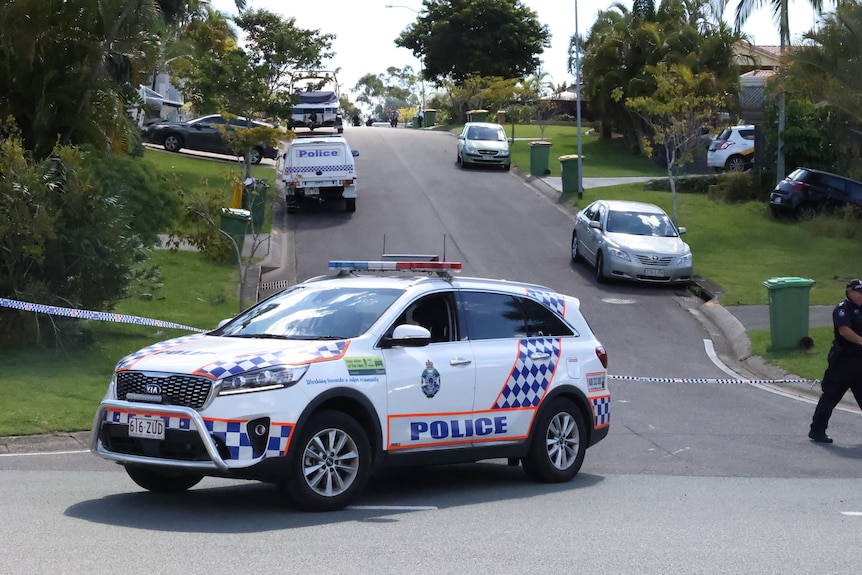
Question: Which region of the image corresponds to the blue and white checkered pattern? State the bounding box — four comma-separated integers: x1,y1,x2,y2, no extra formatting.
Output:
104,409,193,431
205,419,255,460
525,289,565,317
493,338,561,409
591,395,611,428
115,334,206,370
283,165,354,174
196,341,348,379
266,423,293,457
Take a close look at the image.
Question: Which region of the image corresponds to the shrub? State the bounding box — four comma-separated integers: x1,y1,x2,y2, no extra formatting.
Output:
644,174,717,194
708,172,763,203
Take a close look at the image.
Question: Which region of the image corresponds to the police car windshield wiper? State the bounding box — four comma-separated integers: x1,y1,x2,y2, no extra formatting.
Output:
227,333,293,340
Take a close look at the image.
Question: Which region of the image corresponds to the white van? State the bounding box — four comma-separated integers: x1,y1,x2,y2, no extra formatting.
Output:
281,135,359,212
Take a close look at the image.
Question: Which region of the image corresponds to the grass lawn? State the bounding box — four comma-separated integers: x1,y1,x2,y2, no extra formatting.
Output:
1,129,858,435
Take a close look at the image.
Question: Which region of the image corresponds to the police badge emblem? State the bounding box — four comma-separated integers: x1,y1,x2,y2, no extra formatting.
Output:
420,360,440,398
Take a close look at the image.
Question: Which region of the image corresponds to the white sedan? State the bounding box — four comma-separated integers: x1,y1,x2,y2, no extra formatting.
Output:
571,200,693,284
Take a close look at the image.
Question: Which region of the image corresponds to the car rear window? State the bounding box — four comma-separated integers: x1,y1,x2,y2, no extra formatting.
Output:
738,129,755,140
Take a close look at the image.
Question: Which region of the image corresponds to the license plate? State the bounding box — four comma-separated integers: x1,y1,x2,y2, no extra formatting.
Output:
304,187,319,196
644,268,666,278
129,416,165,440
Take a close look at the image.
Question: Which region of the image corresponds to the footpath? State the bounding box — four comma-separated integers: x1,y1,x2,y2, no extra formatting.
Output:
1,164,855,455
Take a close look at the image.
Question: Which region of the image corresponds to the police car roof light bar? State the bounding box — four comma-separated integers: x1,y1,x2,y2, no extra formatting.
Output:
328,260,461,274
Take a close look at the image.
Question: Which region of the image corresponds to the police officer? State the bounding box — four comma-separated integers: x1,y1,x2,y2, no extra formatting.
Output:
809,279,862,443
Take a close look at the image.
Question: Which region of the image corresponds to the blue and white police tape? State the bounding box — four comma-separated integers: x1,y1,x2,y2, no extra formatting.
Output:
609,374,820,387
0,298,206,333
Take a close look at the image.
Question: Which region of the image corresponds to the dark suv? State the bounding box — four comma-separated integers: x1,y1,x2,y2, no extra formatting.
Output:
769,168,862,218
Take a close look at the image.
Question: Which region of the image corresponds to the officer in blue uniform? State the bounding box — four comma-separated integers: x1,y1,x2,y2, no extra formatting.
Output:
809,279,862,443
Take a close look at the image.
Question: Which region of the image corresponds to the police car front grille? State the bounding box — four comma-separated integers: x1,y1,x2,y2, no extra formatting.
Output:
116,372,213,408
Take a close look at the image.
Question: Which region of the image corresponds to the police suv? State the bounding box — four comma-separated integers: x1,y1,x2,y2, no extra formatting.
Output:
91,259,610,511
281,134,359,212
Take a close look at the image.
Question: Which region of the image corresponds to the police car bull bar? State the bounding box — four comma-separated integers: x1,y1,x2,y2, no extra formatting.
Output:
90,400,244,472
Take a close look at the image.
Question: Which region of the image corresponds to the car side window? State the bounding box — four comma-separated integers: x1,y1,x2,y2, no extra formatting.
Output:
582,204,598,221
391,293,457,343
825,175,846,195
461,292,528,340
520,298,575,337
739,129,755,140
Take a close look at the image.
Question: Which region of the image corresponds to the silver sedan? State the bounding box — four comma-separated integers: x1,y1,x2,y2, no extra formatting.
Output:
571,200,693,284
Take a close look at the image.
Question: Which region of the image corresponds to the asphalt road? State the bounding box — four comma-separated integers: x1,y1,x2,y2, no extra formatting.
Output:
3,126,861,573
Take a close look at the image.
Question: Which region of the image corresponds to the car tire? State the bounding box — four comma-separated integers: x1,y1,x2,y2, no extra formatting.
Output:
459,154,469,169
502,163,511,171
522,398,586,483
595,252,607,283
797,203,818,220
284,410,371,512
248,148,263,165
725,155,748,172
345,198,356,212
571,231,582,262
124,465,203,493
163,134,183,153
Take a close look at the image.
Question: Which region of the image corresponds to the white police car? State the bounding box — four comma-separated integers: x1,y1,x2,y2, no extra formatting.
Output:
91,259,610,511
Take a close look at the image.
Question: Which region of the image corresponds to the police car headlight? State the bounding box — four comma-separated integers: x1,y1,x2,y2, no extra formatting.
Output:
218,365,308,395
499,150,510,157
678,251,692,264
607,246,631,262
465,144,477,154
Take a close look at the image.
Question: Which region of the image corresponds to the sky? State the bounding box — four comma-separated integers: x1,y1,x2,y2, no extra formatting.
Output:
211,0,821,98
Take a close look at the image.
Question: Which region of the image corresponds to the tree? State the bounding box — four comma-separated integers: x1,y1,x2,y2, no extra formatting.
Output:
580,0,741,153
0,0,162,159
395,0,550,86
730,0,834,183
782,3,862,126
626,62,723,220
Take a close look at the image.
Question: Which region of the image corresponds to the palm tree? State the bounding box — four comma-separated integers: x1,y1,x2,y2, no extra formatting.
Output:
729,0,829,183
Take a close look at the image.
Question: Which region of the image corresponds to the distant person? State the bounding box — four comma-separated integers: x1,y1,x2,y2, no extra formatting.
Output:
308,111,317,128
808,279,862,443
417,108,424,128
390,109,399,128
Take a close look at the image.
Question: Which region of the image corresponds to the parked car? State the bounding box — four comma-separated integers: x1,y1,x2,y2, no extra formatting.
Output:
769,167,862,218
142,114,280,164
571,200,693,284
456,122,511,170
707,125,755,172
90,258,611,511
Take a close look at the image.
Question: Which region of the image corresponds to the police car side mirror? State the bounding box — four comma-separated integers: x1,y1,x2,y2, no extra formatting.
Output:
381,324,432,348
678,226,687,235
352,150,359,157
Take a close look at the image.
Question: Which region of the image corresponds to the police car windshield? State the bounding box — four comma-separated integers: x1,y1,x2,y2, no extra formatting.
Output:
216,285,404,340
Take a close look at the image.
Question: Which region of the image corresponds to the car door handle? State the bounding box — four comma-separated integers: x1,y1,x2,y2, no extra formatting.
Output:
450,358,472,366
530,353,551,361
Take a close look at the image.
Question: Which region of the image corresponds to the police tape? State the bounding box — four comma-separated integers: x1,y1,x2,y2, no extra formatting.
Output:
608,374,820,387
0,298,206,333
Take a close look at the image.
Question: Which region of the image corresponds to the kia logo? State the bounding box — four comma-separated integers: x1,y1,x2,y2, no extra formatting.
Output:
146,384,162,395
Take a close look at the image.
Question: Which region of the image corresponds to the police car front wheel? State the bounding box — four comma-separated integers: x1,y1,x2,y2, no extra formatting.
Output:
522,399,586,483
285,410,372,512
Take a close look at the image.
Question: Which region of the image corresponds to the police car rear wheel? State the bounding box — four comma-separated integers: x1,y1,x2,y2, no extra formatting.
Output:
286,410,371,511
522,399,586,483
124,465,204,493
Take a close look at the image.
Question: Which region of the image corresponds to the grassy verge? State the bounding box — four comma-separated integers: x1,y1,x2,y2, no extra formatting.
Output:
0,250,239,436
506,125,666,178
